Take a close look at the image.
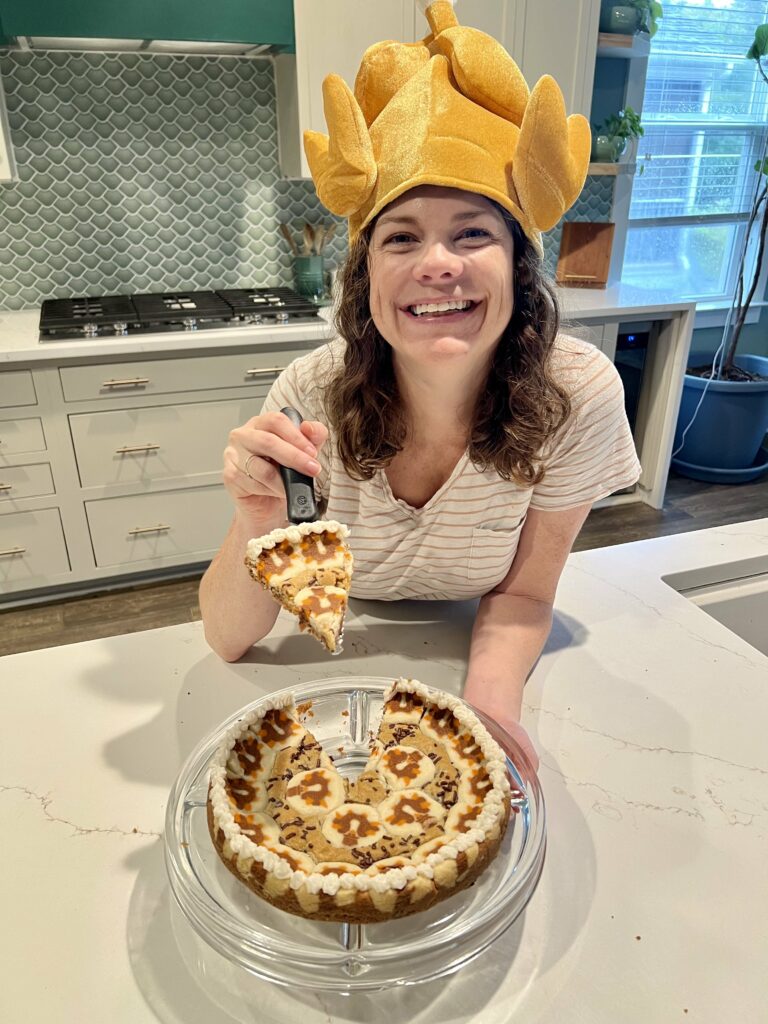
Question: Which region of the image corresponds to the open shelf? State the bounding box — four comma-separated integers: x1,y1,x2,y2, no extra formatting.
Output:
597,32,651,59
588,162,637,176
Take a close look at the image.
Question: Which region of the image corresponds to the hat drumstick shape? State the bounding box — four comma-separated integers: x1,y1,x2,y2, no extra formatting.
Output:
304,74,377,216
513,75,591,233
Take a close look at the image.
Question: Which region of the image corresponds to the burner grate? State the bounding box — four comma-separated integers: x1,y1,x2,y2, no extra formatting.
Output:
132,291,232,323
218,288,319,318
38,286,322,340
40,294,138,329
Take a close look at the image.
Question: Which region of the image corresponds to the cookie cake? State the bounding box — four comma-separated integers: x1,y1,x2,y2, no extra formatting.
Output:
208,678,512,923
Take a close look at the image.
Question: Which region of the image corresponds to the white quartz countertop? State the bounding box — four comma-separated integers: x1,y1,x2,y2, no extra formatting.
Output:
0,308,336,363
2,519,765,1023
556,281,696,321
0,284,695,364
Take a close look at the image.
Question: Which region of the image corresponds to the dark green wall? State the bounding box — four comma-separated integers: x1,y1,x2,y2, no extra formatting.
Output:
0,1,295,47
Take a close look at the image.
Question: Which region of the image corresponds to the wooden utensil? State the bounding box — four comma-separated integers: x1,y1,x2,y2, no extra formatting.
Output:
303,223,316,255
279,223,299,256
312,225,324,253
319,222,337,253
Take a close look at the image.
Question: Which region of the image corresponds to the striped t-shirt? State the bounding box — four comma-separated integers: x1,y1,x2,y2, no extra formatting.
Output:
262,334,641,601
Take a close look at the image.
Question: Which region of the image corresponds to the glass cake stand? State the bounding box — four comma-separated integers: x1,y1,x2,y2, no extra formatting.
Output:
164,677,546,994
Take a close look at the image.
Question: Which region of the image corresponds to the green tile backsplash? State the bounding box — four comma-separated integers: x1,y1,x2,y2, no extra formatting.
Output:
0,49,610,311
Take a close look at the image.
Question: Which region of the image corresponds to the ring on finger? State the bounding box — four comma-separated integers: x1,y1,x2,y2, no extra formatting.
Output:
243,454,258,480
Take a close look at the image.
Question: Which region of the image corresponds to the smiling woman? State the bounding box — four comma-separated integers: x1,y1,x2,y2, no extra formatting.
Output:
327,186,571,494
198,0,641,767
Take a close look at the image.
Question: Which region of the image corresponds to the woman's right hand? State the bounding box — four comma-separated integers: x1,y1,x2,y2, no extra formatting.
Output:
222,410,328,525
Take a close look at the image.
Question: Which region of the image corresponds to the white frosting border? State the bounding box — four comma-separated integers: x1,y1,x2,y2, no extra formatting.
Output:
245,520,350,562
209,678,512,898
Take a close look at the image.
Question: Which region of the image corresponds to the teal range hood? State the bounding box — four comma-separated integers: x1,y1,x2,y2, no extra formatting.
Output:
0,0,296,53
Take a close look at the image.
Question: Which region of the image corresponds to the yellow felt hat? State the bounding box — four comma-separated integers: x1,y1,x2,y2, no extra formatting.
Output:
303,0,591,251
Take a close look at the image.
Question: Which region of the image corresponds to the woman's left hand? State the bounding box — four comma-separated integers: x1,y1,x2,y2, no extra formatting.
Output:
471,704,540,774
499,717,539,774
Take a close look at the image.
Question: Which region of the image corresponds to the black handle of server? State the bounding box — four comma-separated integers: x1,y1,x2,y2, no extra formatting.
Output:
279,406,319,523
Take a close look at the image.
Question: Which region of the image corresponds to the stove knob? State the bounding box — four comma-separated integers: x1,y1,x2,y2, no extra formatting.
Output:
83,323,99,338
182,318,198,331
112,322,128,336
248,314,263,325
276,312,289,324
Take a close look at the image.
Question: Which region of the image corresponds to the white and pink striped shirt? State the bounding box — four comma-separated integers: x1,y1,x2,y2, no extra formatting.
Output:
262,334,641,601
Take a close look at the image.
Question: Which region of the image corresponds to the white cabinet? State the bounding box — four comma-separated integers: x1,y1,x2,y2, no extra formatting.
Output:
0,76,17,184
276,0,418,178
0,335,323,603
0,370,37,408
85,486,233,569
277,0,600,179
0,508,70,585
511,0,600,119
0,417,46,456
69,396,267,488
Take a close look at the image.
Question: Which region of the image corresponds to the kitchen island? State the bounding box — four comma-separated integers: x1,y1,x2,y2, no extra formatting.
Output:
2,519,765,1024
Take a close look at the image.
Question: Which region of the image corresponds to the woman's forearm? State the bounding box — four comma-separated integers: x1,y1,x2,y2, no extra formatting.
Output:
463,590,553,723
199,512,285,662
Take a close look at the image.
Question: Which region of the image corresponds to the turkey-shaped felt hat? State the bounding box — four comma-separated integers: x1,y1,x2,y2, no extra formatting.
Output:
303,0,591,251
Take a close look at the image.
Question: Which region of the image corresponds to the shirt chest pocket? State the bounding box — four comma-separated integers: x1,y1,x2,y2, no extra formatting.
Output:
468,521,524,588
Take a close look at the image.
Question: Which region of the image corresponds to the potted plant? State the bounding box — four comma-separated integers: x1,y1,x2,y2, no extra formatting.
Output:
672,26,768,482
600,0,663,37
591,106,644,163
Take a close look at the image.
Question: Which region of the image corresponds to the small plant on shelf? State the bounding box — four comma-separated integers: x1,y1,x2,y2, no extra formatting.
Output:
591,106,644,162
629,0,663,37
600,0,663,37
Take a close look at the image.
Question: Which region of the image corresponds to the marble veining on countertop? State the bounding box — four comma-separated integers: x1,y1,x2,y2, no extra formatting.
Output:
1,519,765,1023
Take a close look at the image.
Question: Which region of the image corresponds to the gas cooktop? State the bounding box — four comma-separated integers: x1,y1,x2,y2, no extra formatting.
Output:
39,287,322,341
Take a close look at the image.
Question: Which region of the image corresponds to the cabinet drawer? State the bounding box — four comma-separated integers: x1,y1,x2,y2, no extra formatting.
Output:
70,395,266,488
85,486,232,567
0,417,46,456
0,463,55,502
0,508,70,585
0,370,37,408
59,346,315,402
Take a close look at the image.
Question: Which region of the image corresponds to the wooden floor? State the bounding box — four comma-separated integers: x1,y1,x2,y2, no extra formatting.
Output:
2,470,766,657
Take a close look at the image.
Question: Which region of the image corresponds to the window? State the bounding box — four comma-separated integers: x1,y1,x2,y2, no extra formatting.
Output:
622,0,768,302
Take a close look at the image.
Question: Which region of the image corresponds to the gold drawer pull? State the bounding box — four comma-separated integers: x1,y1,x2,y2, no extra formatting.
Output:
0,546,25,557
128,523,171,536
245,366,286,377
116,443,161,455
0,483,12,492
102,377,150,389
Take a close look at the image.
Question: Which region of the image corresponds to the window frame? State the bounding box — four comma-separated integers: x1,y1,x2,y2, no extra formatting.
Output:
621,0,768,322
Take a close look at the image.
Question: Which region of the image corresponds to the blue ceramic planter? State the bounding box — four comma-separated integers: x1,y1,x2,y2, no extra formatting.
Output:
672,352,768,481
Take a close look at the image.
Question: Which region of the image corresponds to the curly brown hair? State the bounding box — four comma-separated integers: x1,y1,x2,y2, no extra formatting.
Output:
324,206,572,486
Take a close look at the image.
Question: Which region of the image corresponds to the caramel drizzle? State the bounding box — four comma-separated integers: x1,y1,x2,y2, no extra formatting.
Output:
424,708,460,738
453,804,482,832
383,692,425,717
286,769,333,807
466,766,491,800
299,589,346,616
234,813,270,844
227,779,258,810
386,794,436,827
381,747,428,783
259,709,302,746
301,532,341,562
331,810,381,847
452,732,484,764
232,734,267,774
